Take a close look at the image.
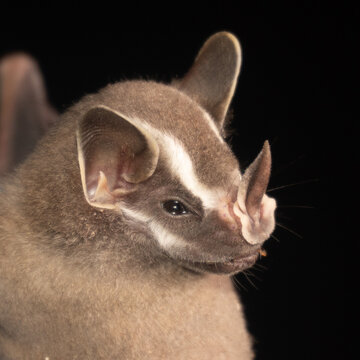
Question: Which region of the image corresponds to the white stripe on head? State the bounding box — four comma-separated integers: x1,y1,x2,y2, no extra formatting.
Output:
122,109,238,210
157,133,223,209
120,207,150,223
149,222,188,250
121,207,187,251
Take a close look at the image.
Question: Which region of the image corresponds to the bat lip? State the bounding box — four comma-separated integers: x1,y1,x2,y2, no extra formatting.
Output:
181,251,260,275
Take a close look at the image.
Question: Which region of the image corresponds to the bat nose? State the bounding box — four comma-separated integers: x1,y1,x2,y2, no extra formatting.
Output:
236,141,271,220
233,141,276,245
233,194,276,245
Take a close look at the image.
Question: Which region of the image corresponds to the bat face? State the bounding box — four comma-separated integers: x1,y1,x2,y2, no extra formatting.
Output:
112,86,276,275
76,42,276,275
0,34,276,277
0,31,274,360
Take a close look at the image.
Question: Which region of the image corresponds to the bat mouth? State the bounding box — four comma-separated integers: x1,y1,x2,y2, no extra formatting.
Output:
181,251,260,275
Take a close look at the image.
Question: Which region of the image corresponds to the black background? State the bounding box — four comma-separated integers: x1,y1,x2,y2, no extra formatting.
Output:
1,6,354,360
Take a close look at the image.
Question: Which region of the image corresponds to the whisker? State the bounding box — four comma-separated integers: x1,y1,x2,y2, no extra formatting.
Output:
276,222,303,239
270,233,281,243
231,275,248,292
244,269,262,283
277,205,315,209
252,263,268,272
242,271,259,290
276,213,293,221
267,178,319,193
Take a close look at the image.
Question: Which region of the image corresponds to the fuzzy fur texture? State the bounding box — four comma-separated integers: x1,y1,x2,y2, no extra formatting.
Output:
0,32,275,359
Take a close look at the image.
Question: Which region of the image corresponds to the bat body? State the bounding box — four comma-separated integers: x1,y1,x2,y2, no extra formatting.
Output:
0,32,276,359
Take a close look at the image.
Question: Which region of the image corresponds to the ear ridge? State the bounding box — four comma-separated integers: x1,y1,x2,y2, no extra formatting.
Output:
77,105,159,209
177,31,242,128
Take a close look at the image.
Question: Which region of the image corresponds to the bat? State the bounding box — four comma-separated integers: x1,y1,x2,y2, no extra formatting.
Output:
0,32,276,359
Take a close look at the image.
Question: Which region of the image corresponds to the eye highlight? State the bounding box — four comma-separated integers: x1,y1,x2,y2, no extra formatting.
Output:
162,200,189,216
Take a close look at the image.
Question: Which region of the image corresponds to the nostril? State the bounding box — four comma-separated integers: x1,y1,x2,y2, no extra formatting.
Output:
217,199,242,232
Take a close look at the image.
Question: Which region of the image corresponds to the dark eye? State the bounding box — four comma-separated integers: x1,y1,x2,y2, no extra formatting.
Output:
163,200,189,216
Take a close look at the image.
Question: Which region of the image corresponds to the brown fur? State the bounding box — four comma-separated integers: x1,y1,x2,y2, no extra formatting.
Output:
0,53,57,176
0,32,266,359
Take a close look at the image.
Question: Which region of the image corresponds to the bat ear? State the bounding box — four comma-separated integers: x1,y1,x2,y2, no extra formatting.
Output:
0,53,57,175
176,31,241,129
77,105,159,209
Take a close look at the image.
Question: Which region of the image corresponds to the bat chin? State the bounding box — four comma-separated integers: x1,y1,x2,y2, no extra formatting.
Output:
179,251,260,275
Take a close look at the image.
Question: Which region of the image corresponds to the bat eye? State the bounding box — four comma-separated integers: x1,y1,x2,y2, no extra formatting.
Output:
163,200,189,216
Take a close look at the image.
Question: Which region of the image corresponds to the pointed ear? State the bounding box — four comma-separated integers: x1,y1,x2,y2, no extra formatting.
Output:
0,53,57,175
177,32,241,129
77,105,159,209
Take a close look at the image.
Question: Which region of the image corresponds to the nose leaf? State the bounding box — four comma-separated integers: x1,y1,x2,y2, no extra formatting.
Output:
235,141,276,245
242,140,271,220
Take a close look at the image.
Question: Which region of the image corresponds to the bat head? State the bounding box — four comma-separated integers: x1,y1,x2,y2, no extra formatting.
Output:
76,32,276,275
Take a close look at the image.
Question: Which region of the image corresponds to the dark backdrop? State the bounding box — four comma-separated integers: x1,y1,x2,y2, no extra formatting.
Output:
1,8,353,360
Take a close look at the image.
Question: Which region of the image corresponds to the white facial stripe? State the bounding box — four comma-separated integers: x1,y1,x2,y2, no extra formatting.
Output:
125,113,225,210
149,222,187,250
157,133,223,209
121,207,150,224
121,206,187,251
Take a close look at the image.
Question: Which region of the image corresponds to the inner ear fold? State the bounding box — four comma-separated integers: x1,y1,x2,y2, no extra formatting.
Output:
177,31,241,129
77,105,159,209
